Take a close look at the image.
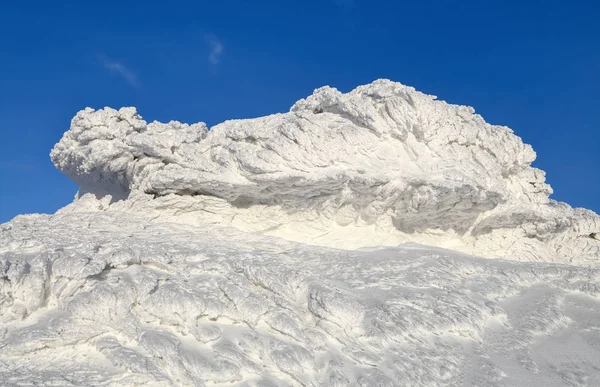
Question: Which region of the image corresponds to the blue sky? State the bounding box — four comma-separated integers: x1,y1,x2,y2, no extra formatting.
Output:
1,0,598,222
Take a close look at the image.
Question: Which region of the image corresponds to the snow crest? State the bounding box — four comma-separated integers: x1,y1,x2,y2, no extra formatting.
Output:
50,79,599,264
2,79,600,386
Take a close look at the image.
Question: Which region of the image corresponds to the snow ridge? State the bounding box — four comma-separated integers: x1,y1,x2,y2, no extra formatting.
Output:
50,79,599,264
1,79,600,386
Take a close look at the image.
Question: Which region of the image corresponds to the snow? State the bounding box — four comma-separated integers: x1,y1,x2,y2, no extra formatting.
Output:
50,79,599,263
1,79,599,386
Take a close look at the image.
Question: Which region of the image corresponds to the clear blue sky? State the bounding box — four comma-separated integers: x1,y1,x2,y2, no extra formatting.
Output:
1,0,598,222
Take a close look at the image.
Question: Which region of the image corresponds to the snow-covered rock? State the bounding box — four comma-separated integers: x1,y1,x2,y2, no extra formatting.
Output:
1,79,599,386
50,79,599,264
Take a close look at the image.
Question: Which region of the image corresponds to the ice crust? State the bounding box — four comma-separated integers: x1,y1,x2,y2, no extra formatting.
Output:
1,79,599,386
2,212,600,386
50,79,599,263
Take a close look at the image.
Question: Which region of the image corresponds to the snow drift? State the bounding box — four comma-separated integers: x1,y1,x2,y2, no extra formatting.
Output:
2,211,600,386
1,79,600,386
50,79,599,264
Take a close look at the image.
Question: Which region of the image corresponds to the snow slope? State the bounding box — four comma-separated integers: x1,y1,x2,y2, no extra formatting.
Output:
1,80,599,386
2,211,600,386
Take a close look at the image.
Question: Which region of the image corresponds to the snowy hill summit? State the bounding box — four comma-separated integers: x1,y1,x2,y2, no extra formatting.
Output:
2,80,600,386
51,79,598,264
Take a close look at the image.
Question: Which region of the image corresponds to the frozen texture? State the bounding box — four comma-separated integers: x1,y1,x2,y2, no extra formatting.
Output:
1,79,599,386
50,79,599,263
2,211,600,386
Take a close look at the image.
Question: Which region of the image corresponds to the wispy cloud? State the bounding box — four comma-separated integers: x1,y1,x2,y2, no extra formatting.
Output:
334,0,355,10
98,54,139,87
205,34,224,66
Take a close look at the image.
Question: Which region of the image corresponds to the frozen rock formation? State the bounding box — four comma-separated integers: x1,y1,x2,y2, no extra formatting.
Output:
50,79,599,264
1,79,600,386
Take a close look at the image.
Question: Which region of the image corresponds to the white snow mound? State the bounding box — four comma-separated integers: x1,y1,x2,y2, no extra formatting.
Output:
1,80,599,386
50,79,599,264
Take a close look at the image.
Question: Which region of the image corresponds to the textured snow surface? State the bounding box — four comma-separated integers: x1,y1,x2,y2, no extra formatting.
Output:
2,211,600,386
50,79,599,263
2,79,600,386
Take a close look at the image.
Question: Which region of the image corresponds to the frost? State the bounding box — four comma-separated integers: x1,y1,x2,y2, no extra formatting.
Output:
50,79,599,263
1,214,600,385
1,79,599,385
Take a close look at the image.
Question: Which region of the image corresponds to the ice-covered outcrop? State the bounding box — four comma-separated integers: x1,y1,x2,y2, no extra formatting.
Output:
50,79,599,264
2,80,600,385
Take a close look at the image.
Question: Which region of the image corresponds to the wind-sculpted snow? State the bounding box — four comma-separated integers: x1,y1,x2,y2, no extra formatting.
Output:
2,79,600,386
50,79,599,263
2,211,600,386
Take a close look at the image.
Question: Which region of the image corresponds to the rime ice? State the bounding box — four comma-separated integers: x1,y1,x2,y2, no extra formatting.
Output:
1,80,599,386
